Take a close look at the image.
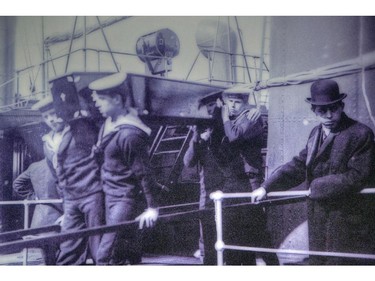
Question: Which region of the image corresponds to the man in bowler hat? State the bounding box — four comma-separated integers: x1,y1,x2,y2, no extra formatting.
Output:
252,79,375,265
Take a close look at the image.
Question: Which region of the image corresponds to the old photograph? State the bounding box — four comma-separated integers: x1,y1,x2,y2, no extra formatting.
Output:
0,7,374,272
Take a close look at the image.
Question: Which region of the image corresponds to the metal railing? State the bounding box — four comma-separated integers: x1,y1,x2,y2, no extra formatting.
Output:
2,188,375,265
209,188,375,265
0,198,63,265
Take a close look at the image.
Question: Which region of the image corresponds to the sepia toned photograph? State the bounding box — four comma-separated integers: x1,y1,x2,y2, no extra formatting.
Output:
0,6,374,272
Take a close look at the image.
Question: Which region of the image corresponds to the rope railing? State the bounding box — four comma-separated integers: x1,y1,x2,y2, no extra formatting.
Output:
209,187,375,266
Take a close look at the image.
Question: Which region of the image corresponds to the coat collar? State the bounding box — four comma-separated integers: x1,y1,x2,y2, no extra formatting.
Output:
306,127,321,167
96,108,151,147
306,112,352,166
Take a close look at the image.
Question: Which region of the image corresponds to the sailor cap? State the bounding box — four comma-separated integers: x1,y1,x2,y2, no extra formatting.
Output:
198,90,223,109
222,85,251,100
31,95,54,112
89,72,127,94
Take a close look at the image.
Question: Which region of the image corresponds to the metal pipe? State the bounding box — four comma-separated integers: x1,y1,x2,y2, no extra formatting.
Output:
210,191,225,266
96,16,119,72
223,244,375,261
22,200,30,265
234,16,252,84
44,16,132,46
258,16,267,83
0,199,63,206
64,16,78,74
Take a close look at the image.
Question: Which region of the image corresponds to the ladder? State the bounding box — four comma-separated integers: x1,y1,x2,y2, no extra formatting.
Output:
149,125,193,190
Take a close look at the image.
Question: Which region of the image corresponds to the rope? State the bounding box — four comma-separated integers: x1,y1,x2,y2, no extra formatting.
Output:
252,50,375,91
359,17,375,128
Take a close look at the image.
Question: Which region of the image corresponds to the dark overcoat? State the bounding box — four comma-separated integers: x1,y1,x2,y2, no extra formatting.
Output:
264,113,375,264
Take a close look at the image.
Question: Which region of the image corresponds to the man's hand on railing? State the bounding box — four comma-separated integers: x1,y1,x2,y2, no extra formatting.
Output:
135,208,159,229
251,187,267,203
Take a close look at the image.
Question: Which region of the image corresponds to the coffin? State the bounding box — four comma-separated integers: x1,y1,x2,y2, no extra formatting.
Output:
49,72,226,125
126,73,225,125
49,72,114,121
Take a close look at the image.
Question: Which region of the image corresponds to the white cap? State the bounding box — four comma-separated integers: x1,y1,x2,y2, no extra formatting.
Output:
89,72,127,92
31,95,54,112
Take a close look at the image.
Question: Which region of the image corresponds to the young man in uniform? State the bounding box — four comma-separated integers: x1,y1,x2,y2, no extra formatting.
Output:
32,95,105,265
89,72,159,265
220,89,279,265
252,79,375,265
184,90,278,265
221,89,265,191
184,91,228,265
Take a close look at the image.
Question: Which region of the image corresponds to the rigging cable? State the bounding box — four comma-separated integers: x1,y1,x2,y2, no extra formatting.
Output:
359,16,375,128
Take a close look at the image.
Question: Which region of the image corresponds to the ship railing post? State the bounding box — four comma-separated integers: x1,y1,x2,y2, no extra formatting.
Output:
210,191,225,266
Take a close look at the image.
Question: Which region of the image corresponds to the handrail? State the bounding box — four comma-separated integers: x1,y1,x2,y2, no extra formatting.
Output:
0,199,63,206
1,188,375,265
0,208,202,255
0,198,63,265
209,187,375,265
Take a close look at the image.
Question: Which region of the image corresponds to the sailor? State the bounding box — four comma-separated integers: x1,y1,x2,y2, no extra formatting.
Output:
89,72,159,265
221,88,265,191
221,88,279,265
32,94,105,265
184,91,226,265
184,90,278,265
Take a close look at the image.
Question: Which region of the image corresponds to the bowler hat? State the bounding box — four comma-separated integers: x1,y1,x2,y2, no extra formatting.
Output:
198,90,222,109
306,79,347,105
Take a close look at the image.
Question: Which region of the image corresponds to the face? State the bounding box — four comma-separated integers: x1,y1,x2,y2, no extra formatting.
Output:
205,101,217,116
313,102,344,130
92,92,118,118
41,108,66,132
225,98,247,116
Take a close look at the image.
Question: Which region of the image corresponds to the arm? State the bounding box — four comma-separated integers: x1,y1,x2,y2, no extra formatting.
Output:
252,148,308,202
309,129,375,200
263,147,308,192
13,167,33,198
223,110,264,143
126,134,160,229
128,135,159,209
